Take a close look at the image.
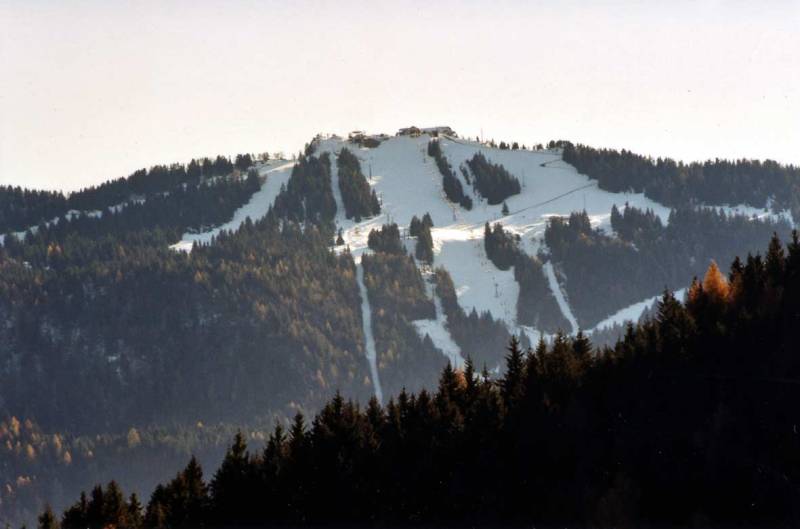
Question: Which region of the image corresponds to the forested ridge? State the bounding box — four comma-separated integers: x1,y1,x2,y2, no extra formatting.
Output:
41,233,800,528
0,154,253,234
561,141,800,219
0,152,376,435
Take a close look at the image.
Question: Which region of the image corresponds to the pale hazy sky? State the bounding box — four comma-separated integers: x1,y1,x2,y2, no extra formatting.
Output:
1,0,799,192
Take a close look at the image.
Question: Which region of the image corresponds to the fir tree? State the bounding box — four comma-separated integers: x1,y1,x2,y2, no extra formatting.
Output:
37,506,58,529
500,336,525,411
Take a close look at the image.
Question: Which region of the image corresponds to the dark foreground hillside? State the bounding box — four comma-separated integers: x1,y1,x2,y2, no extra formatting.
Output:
42,233,800,528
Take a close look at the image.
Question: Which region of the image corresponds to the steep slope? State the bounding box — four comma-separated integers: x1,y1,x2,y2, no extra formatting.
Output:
313,134,673,341
154,131,792,351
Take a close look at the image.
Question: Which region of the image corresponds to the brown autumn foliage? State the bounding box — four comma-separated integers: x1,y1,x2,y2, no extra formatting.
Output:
688,261,730,305
702,261,730,302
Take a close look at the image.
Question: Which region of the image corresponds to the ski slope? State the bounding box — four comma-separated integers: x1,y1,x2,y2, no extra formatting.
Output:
316,133,673,337
412,277,466,369
356,263,383,403
542,261,579,333
170,159,294,252
202,133,794,362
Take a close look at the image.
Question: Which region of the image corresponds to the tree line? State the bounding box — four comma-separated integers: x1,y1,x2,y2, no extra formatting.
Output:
562,142,800,219
1,154,256,234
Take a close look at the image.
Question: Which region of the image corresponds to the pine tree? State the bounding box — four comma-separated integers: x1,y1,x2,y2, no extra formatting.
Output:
103,481,128,529
288,413,307,461
415,224,434,264
765,232,786,287
463,357,478,404
180,456,209,526
87,485,105,528
572,330,592,360
37,506,58,529
145,486,168,529
210,432,250,523
409,216,422,237
523,338,547,408
370,190,381,214
62,492,89,529
127,494,144,529
502,201,509,216
365,397,385,438
500,336,525,410
656,289,695,357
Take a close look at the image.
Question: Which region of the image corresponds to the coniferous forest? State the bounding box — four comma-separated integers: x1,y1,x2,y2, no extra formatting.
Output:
44,233,800,528
561,141,800,219
545,207,791,327
465,152,521,205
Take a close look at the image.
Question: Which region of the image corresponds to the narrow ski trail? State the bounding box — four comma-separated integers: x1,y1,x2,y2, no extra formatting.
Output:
543,261,579,334
356,263,383,403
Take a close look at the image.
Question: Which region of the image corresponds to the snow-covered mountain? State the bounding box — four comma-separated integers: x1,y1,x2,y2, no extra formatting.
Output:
167,130,793,400
3,128,797,527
